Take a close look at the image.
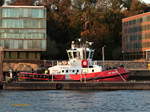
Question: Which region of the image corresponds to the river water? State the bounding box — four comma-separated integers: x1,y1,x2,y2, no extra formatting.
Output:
0,90,150,112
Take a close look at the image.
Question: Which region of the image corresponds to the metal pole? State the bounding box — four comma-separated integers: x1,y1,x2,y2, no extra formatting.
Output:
84,73,86,83
146,51,148,61
0,47,4,82
80,71,82,82
102,46,105,67
52,74,53,82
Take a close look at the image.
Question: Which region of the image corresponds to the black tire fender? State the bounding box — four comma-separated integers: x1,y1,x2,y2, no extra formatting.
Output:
56,83,63,90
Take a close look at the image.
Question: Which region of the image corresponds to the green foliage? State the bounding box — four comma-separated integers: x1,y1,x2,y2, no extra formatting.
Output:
43,0,148,60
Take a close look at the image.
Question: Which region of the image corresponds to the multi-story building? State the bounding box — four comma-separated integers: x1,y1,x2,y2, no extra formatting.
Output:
11,0,33,6
122,12,150,60
0,6,46,60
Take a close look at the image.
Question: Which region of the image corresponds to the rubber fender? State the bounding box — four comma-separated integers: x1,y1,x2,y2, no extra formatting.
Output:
56,83,63,90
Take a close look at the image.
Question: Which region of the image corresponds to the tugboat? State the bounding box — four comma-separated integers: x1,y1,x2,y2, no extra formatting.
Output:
18,39,129,82
48,39,129,82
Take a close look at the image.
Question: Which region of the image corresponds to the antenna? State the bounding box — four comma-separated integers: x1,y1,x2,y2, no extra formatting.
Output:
88,42,93,46
78,38,81,42
71,41,75,49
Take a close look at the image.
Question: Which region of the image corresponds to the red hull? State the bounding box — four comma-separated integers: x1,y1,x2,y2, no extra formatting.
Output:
18,72,65,81
70,67,129,82
18,67,128,82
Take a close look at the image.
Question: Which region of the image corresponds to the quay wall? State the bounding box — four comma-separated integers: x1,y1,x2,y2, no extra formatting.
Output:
3,81,150,90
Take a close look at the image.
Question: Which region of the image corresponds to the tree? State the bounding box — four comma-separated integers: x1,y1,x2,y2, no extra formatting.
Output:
123,0,147,16
40,0,150,60
45,0,73,59
0,0,4,6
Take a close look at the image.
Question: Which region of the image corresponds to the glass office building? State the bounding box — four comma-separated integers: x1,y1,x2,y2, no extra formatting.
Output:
0,6,46,60
122,12,150,60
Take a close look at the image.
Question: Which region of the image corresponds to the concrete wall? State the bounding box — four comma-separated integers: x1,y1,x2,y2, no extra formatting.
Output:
4,81,150,90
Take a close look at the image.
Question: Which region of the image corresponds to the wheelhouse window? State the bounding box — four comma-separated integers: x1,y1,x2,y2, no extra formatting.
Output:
68,52,73,59
73,52,77,58
71,51,81,59
90,51,94,59
86,51,89,59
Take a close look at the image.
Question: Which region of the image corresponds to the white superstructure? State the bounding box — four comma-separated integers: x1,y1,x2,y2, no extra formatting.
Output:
48,39,102,79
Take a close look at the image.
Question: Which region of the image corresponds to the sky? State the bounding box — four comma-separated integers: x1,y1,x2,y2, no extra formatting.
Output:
142,0,150,3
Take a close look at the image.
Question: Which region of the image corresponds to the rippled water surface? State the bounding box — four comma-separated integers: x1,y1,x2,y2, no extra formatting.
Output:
0,90,150,112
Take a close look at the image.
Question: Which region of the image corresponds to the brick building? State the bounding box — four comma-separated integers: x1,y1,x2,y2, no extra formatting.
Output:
122,12,150,60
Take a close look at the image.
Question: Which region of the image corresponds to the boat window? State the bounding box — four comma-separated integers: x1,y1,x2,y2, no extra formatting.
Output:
73,52,77,58
77,70,79,72
68,52,73,59
66,70,68,73
72,70,75,72
62,70,64,73
92,69,94,72
90,51,94,59
86,51,89,59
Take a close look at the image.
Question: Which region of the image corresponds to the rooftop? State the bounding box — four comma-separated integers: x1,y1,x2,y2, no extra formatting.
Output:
1,5,45,8
122,12,150,22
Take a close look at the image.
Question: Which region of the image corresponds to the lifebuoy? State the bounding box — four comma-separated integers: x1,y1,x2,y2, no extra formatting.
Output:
81,60,88,68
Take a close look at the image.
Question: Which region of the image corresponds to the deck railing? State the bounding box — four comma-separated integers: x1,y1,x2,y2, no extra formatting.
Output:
3,60,150,71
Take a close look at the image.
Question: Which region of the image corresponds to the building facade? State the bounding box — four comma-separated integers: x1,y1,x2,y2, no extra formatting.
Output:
122,12,150,60
11,0,33,6
0,6,46,60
